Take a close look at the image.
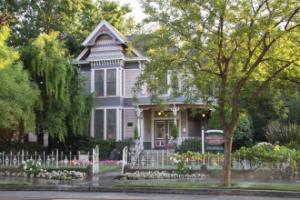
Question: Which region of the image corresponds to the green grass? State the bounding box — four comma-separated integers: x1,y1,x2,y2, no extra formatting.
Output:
0,181,31,188
115,180,300,192
100,163,121,173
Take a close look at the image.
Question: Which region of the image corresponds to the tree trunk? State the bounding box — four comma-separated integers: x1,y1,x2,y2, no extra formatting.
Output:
222,132,233,187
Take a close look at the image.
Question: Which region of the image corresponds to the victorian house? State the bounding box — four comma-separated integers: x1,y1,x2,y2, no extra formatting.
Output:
73,20,211,150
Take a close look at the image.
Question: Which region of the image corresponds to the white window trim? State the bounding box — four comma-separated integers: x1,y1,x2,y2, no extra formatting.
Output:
93,68,119,97
93,108,121,141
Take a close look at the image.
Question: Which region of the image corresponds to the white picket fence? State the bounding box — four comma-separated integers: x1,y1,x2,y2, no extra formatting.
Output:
0,146,100,174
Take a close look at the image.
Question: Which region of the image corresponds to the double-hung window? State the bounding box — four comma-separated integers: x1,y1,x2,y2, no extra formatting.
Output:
94,69,117,96
94,110,104,139
106,69,116,96
95,70,104,96
106,109,117,140
94,109,117,140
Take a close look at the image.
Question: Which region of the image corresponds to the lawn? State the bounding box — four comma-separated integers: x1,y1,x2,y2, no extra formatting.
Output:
115,180,300,192
0,181,31,188
99,163,121,173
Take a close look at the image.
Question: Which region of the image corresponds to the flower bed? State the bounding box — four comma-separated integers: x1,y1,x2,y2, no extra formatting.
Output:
38,170,85,180
124,171,207,180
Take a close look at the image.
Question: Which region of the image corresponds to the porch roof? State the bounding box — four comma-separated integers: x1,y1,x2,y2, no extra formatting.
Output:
134,96,212,109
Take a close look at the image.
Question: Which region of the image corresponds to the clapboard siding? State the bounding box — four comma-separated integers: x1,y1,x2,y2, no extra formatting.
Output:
124,109,136,138
124,69,140,97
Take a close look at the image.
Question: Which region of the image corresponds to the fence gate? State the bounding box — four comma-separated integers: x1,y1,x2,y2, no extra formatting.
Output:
92,145,99,174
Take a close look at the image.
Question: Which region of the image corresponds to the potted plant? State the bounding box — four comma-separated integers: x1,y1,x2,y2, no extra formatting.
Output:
170,123,179,147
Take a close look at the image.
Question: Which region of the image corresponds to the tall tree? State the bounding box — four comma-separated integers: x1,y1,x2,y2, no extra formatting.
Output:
0,26,39,136
137,0,300,186
22,31,92,141
3,0,135,54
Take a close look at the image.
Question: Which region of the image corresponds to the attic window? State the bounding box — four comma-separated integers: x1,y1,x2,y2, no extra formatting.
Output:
95,34,113,45
98,34,112,41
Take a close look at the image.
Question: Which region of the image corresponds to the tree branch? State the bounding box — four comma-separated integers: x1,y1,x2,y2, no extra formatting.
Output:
253,62,293,96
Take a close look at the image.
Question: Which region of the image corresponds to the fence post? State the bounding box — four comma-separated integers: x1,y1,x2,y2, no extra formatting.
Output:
201,129,205,154
92,145,99,174
56,149,58,168
122,146,128,174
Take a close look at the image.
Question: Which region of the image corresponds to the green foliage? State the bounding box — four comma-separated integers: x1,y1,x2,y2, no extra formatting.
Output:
22,32,92,141
170,123,179,140
233,113,254,149
209,111,254,149
21,160,43,176
170,154,190,175
89,139,115,160
5,0,135,54
114,138,133,160
0,26,39,133
89,138,133,160
178,138,202,153
233,144,300,172
133,126,139,140
0,141,45,153
0,26,19,69
137,0,300,184
266,121,300,149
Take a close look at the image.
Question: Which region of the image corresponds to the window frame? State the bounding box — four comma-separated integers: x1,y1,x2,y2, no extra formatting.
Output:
93,68,119,97
93,108,120,141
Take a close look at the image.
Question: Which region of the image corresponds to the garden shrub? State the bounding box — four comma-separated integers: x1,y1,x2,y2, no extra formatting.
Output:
233,113,254,149
170,123,179,140
233,143,300,176
89,138,133,160
89,139,115,160
0,141,45,153
266,121,300,149
133,126,139,140
114,138,133,160
21,159,43,177
208,110,254,150
178,138,201,153
170,154,190,175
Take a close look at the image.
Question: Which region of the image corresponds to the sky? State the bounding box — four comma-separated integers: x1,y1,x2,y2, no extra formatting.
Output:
108,0,146,23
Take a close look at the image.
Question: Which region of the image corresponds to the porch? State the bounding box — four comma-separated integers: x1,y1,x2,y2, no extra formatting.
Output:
135,104,211,150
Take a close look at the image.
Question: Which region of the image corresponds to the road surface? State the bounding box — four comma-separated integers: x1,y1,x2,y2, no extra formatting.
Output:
0,191,296,200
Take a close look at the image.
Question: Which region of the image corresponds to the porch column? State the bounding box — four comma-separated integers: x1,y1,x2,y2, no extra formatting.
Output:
136,107,144,149
171,104,179,125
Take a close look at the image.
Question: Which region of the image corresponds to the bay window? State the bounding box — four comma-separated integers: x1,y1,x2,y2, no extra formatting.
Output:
106,69,116,96
95,70,104,96
94,110,104,139
94,68,117,96
106,109,117,140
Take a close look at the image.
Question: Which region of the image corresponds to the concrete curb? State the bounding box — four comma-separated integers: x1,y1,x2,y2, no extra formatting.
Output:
0,186,300,198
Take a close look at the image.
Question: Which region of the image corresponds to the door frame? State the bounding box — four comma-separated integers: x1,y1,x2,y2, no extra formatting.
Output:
151,109,181,149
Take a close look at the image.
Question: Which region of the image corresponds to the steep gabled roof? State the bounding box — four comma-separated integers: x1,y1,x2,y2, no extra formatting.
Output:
82,20,128,46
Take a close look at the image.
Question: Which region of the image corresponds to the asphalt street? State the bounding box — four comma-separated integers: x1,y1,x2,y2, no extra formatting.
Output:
0,191,297,200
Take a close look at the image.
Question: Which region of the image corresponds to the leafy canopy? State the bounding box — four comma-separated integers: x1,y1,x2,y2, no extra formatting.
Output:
22,31,92,141
137,0,300,186
0,26,39,132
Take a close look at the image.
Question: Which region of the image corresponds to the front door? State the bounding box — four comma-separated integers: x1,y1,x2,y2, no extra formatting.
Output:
154,120,173,148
